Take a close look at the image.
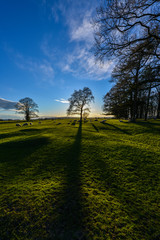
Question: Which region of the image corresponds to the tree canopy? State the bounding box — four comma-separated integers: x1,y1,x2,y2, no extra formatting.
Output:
103,50,160,120
67,87,94,121
94,0,160,61
94,0,160,121
16,97,39,121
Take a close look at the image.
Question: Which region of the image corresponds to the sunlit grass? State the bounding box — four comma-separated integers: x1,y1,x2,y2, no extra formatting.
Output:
0,119,160,239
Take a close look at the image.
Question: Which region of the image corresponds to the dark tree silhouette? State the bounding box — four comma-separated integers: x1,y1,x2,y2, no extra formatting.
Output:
103,42,160,120
94,0,160,120
94,0,160,61
67,87,94,121
16,97,39,121
156,86,160,118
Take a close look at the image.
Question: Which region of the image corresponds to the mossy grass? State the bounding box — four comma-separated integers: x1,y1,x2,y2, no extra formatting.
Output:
0,119,160,239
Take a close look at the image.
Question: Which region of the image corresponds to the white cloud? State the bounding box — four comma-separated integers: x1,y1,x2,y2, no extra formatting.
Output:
40,0,114,81
50,0,97,44
55,98,69,103
61,46,114,80
0,98,18,110
49,1,114,80
70,13,94,44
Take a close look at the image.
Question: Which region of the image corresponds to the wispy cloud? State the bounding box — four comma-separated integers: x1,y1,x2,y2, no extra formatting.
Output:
55,98,69,103
40,35,57,60
15,54,55,85
50,1,96,44
70,12,94,44
32,0,114,81
41,35,114,80
61,46,114,80
44,0,114,80
0,98,18,110
4,46,55,85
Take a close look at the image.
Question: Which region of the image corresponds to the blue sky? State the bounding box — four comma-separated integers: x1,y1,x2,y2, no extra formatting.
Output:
0,0,113,119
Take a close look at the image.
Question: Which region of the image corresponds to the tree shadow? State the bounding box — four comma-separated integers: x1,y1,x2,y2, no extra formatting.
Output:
0,137,50,181
134,121,160,128
0,131,23,140
1,126,87,239
28,123,85,239
100,122,131,135
124,120,160,127
91,123,99,132
123,121,160,135
0,128,45,140
49,122,85,239
20,128,40,132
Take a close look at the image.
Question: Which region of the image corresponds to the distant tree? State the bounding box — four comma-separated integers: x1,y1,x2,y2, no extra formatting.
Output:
83,112,89,119
16,97,39,121
67,87,94,121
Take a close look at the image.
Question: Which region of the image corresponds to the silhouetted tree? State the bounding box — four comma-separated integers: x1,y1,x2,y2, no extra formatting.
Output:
104,82,127,119
156,86,160,118
103,43,160,120
94,0,160,120
94,0,160,61
16,97,39,121
67,87,94,121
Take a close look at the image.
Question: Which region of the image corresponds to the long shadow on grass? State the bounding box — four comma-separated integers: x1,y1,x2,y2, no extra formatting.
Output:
135,121,160,133
50,122,86,239
129,120,160,127
123,121,160,135
0,137,49,181
0,131,24,139
0,124,85,239
124,120,160,127
88,143,160,238
100,122,131,135
54,123,85,240
0,128,45,140
91,123,99,132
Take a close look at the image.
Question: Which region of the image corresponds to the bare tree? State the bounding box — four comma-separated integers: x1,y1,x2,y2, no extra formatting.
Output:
95,0,160,120
16,97,39,121
94,0,160,61
103,41,160,121
67,87,94,121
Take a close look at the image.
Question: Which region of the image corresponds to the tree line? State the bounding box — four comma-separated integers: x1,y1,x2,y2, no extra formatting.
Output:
94,0,160,121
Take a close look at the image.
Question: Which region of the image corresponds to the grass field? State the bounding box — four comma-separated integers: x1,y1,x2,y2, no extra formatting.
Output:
0,119,160,240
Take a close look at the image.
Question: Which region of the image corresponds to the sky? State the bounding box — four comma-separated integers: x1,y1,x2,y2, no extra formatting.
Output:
0,0,113,119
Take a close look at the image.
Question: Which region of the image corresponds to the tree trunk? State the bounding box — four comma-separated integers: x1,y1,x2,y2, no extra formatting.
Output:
132,88,138,122
130,92,133,120
157,92,160,119
131,66,140,122
137,91,144,119
26,109,30,121
144,84,151,121
139,103,144,119
80,107,83,122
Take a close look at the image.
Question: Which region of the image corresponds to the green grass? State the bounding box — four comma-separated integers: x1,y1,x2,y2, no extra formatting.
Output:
0,119,160,240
